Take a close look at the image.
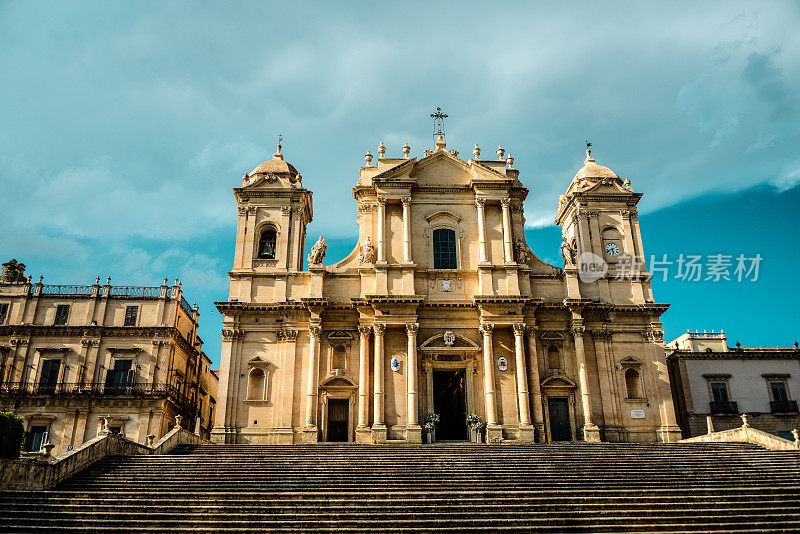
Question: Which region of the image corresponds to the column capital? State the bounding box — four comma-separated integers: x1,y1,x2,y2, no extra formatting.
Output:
358,325,372,338
405,323,419,335
570,324,586,337
475,198,486,208
500,197,511,208
512,323,526,337
401,197,411,207
309,325,322,338
373,323,386,335
526,324,539,335
377,197,387,206
479,322,494,335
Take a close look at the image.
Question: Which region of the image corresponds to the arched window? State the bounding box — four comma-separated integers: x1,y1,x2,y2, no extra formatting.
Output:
258,229,277,259
547,346,560,370
248,368,265,400
433,228,457,269
625,368,643,398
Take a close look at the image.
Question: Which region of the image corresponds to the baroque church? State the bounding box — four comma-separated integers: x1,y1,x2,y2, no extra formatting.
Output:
212,133,682,445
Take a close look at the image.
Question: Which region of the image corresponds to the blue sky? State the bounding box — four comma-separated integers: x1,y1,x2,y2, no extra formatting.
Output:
1,1,798,367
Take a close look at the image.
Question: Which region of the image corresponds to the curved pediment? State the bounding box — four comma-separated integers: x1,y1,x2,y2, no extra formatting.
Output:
541,375,577,388
320,376,356,388
420,332,480,351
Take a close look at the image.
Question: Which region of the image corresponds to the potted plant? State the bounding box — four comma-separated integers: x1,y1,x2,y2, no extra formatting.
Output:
424,413,440,443
475,421,485,443
466,413,479,442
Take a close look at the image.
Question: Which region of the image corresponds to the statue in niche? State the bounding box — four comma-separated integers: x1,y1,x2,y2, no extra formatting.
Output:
359,236,375,264
561,238,576,266
514,238,529,264
307,237,327,265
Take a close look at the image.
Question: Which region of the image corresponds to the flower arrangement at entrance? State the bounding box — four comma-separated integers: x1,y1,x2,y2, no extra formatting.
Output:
424,413,440,443
466,413,485,443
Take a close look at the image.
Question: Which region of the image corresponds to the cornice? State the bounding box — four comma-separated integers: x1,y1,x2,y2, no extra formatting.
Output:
667,349,800,361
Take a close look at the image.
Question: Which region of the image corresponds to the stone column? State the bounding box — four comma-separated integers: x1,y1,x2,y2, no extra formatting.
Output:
572,323,600,442
376,197,386,263
304,325,322,437
372,323,387,442
401,197,412,263
475,199,488,263
501,198,514,263
357,326,371,430
405,323,421,442
513,324,534,441
526,325,544,442
480,323,501,442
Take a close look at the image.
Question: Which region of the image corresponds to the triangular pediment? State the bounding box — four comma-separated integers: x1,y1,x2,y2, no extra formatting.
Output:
409,150,474,187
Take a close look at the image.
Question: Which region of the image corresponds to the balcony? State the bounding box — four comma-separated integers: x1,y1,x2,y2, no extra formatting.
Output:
710,401,739,414
770,400,799,414
0,382,195,414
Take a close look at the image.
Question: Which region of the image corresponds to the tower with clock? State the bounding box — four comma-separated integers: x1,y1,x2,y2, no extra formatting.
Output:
555,146,654,306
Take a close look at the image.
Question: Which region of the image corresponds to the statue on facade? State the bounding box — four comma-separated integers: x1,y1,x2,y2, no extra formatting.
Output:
514,238,529,264
307,237,327,265
359,236,375,264
1,259,27,283
560,238,576,266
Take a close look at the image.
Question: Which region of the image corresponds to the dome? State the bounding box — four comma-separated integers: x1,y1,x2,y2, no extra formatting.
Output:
573,149,620,181
249,143,298,176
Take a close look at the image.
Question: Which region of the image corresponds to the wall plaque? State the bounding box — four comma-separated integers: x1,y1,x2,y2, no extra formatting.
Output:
390,357,401,372
497,357,508,371
630,409,645,419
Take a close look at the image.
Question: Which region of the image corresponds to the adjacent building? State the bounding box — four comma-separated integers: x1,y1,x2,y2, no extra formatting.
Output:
0,259,218,455
667,330,800,439
212,135,681,445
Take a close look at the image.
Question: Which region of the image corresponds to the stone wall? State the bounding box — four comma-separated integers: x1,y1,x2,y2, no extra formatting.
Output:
0,427,210,490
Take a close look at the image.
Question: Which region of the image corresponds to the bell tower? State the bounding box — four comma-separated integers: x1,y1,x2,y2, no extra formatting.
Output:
555,145,653,305
229,142,313,302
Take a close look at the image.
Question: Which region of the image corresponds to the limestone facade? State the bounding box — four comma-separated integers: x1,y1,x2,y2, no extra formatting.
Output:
667,330,800,439
212,137,682,444
0,261,218,455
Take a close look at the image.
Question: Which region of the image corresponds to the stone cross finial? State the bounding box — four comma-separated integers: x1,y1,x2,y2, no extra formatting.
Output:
402,142,410,159
364,151,373,166
473,144,481,159
496,145,505,160
378,141,386,158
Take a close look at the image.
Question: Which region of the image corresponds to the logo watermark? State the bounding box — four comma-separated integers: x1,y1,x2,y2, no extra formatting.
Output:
578,253,763,283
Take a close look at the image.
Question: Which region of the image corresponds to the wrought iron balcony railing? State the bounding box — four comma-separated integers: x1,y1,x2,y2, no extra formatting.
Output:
709,401,739,414
0,382,195,413
770,400,799,413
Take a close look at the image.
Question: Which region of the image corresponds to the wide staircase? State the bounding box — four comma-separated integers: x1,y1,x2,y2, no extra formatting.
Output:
2,442,800,532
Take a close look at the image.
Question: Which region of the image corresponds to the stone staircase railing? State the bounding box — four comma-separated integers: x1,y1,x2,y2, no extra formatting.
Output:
680,414,800,451
0,417,211,491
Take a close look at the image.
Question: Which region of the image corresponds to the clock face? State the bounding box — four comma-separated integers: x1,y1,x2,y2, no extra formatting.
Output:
605,243,620,256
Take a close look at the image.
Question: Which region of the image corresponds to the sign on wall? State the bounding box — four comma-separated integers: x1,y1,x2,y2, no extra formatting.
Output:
630,409,646,419
497,357,508,371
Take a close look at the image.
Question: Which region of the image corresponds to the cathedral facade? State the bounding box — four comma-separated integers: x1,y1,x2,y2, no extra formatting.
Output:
212,135,681,444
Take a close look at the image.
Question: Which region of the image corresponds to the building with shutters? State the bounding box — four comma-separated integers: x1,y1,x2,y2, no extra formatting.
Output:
667,330,800,439
0,259,218,455
212,135,682,445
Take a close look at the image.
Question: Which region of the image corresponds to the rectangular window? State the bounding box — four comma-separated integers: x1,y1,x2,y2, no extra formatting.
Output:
710,382,729,402
25,426,48,452
770,382,789,402
54,304,70,325
124,306,138,326
0,302,8,325
105,360,133,391
109,426,122,435
433,228,457,269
